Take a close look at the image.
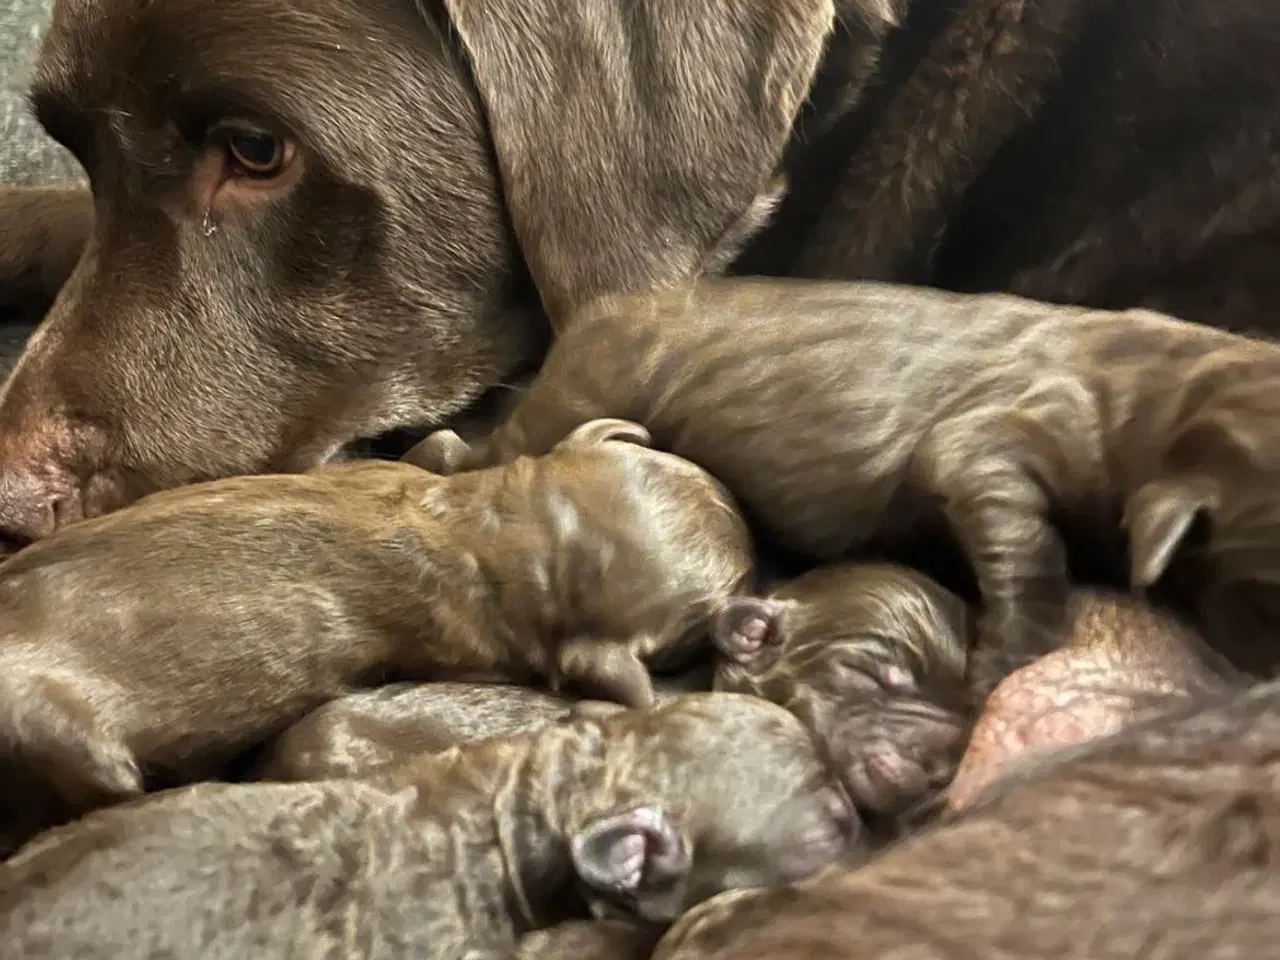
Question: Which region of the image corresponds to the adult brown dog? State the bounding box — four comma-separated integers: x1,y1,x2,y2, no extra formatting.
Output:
416,278,1280,693
0,421,750,854
651,680,1280,960
0,694,858,957
2,0,1279,543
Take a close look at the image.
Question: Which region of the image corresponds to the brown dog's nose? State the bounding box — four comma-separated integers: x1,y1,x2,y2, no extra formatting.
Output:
0,459,82,547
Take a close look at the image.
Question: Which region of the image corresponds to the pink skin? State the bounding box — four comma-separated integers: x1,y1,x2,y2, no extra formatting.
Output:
947,594,1237,810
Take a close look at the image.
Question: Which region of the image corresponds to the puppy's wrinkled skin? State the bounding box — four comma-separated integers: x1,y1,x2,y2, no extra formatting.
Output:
653,682,1280,960
516,919,662,960
436,278,1280,694
0,425,751,854
255,669,711,781
948,589,1245,809
0,0,839,544
0,184,91,325
712,563,972,826
0,694,857,958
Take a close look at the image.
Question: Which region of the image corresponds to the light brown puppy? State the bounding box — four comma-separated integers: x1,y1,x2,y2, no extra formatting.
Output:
254,669,712,781
415,277,1280,694
652,680,1280,960
0,694,857,958
0,421,751,853
711,563,973,827
949,589,1244,808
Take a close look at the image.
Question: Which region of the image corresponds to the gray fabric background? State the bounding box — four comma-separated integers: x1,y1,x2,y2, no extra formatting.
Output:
1,0,82,184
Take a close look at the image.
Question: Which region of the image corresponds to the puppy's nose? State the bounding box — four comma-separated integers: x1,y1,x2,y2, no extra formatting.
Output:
0,456,82,546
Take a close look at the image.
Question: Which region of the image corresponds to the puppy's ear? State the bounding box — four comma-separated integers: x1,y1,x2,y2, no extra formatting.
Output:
1123,477,1219,588
571,806,691,898
711,596,786,666
558,418,653,451
402,428,472,474
442,0,836,322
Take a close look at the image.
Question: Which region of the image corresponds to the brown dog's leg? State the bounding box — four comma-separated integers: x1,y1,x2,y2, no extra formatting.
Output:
911,418,1071,700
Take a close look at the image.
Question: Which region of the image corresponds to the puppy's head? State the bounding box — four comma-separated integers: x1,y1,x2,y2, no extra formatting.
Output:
564,693,858,925
0,0,842,546
712,565,975,819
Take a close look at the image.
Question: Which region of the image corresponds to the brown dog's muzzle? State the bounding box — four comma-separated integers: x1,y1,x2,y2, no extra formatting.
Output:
0,379,103,546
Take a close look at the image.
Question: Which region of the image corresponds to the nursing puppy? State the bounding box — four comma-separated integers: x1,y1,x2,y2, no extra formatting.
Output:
0,694,857,958
0,421,751,853
652,681,1280,960
255,668,712,781
416,278,1280,694
711,563,973,826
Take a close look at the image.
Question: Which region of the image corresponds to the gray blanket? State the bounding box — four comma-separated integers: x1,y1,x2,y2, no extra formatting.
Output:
1,0,82,185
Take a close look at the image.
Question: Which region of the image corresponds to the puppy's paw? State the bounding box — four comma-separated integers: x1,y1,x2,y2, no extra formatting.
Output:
572,805,690,897
711,596,784,666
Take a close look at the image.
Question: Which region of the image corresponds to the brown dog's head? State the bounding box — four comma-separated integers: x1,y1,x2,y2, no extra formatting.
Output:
712,564,976,820
563,693,858,925
0,0,857,545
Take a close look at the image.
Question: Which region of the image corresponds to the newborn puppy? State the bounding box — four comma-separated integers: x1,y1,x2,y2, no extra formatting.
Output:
949,589,1245,809
414,277,1280,694
516,920,661,960
255,668,711,781
652,680,1280,960
1,694,857,958
711,563,974,826
0,421,750,853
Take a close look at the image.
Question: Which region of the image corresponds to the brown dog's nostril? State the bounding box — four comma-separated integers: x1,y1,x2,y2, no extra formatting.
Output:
0,465,82,546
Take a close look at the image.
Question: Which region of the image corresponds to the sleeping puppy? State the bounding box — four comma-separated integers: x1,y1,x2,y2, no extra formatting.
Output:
711,563,973,828
650,680,1280,960
254,668,712,781
414,277,1280,694
0,421,751,854
0,694,858,958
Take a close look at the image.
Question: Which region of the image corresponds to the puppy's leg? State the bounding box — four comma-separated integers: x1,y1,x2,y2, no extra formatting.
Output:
911,416,1071,700
555,638,656,708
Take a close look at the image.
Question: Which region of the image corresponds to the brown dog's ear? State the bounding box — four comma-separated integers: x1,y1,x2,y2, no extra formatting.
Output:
557,418,653,452
442,0,838,322
1123,477,1220,588
711,596,787,666
571,806,691,899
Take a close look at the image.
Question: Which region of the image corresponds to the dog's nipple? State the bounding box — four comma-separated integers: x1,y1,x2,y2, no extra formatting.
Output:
201,211,218,238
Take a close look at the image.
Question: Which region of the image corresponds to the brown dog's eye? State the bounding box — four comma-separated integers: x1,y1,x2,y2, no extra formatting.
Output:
223,128,292,179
